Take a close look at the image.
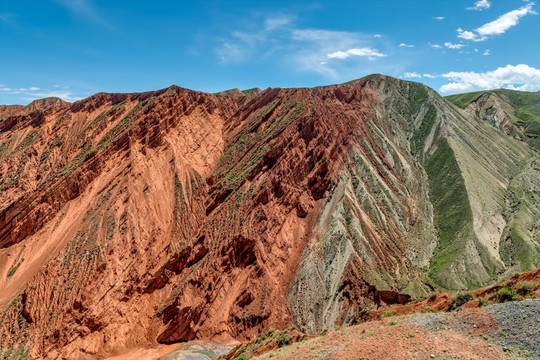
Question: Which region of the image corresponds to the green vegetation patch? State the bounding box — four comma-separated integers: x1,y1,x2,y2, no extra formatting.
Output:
408,82,429,114
494,286,519,302
444,91,485,109
499,158,540,272
425,139,474,283
446,89,540,149
410,104,437,158
6,266,18,277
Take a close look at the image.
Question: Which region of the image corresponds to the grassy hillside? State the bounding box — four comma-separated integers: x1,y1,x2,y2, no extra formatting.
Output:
446,89,540,149
424,139,475,283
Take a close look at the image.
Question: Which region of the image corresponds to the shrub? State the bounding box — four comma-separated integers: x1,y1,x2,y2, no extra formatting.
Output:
477,296,486,307
449,292,473,311
233,353,249,360
495,287,518,302
514,281,536,296
7,265,18,277
421,306,434,313
388,320,397,326
382,310,396,318
276,333,292,348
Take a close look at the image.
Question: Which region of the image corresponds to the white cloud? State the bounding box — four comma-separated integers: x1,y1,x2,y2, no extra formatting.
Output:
433,16,445,20
458,3,536,42
289,29,392,77
440,64,540,93
444,42,466,49
327,48,385,60
0,84,81,102
483,49,490,56
215,16,392,79
431,44,442,49
457,28,486,42
467,0,491,11
403,72,422,78
477,3,536,35
399,43,414,48
402,72,438,79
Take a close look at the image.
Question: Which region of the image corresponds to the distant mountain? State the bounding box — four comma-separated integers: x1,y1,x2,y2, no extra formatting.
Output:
446,89,540,150
0,75,538,359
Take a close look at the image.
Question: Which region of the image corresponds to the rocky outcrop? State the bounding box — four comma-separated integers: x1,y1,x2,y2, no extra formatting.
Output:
447,89,540,150
466,92,515,132
0,77,538,359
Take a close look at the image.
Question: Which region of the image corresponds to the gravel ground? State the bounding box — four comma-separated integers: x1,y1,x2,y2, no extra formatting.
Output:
404,312,450,331
405,299,540,359
486,299,540,357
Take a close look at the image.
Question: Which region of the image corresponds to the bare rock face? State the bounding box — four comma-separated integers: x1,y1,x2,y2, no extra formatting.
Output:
0,77,538,359
467,93,513,129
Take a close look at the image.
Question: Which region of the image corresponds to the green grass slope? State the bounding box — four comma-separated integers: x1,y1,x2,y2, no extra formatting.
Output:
397,81,537,289
446,89,540,149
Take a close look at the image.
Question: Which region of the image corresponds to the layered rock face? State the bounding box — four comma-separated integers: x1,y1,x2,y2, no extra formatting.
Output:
0,75,538,359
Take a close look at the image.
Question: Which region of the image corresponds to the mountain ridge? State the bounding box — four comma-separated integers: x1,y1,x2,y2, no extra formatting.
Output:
0,74,538,359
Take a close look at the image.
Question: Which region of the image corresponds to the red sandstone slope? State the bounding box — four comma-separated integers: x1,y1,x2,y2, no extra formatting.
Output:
0,77,535,359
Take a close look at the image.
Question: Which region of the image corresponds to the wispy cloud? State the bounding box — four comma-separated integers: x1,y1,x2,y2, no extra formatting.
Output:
0,12,19,27
55,0,115,31
458,3,537,41
399,43,414,48
216,14,295,63
433,16,445,20
265,14,295,30
215,15,390,79
0,84,81,103
440,64,540,93
467,0,491,11
431,44,443,49
444,42,466,49
483,49,490,56
423,73,436,79
28,90,81,102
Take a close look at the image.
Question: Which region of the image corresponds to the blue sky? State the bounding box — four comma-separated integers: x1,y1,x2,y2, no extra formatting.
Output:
1,0,539,104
